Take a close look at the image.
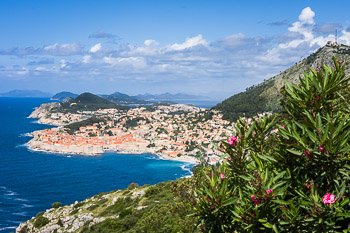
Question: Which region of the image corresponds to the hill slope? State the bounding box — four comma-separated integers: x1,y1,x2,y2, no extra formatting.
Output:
51,91,79,101
17,181,199,233
105,92,150,105
214,43,350,121
58,92,117,113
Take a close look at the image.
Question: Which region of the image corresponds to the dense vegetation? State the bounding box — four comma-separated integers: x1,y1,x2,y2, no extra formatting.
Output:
56,92,118,113
106,92,150,105
183,58,350,232
214,79,278,121
81,181,199,233
51,91,78,101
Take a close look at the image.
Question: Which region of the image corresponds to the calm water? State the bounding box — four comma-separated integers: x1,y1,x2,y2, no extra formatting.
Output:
173,99,220,108
0,98,192,232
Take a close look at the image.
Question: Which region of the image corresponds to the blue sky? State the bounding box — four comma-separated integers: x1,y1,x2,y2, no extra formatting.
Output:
1,0,350,99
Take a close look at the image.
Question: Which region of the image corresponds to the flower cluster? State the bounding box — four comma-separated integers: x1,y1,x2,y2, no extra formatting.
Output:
250,189,274,206
227,136,238,147
319,145,325,153
322,193,336,205
220,173,225,180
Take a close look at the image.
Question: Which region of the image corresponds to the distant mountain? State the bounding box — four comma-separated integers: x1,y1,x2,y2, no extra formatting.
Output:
135,92,209,101
214,43,350,121
0,89,52,98
51,91,78,101
59,92,118,112
105,92,150,105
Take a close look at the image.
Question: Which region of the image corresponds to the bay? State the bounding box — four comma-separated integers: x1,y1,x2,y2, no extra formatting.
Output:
0,98,192,232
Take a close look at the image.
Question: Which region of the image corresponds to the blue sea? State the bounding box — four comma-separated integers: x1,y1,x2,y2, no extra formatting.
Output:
172,100,220,109
0,98,192,232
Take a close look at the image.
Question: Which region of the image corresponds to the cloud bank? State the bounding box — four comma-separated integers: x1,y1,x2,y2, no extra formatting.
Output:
0,7,349,98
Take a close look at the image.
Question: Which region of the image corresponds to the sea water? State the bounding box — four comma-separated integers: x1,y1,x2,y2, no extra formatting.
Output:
0,98,192,232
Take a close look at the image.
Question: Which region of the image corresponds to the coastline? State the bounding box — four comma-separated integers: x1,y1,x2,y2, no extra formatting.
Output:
25,139,199,164
25,101,230,167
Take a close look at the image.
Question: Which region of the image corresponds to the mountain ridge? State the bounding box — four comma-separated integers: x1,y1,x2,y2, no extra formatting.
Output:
51,91,79,101
0,89,52,98
55,92,118,113
214,43,350,121
104,92,150,105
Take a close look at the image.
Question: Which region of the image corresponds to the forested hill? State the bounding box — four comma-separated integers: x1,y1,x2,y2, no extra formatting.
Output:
58,92,118,112
214,43,350,121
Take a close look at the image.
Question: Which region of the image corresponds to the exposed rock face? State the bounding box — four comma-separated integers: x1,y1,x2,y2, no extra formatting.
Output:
29,103,61,119
29,103,61,123
16,186,147,233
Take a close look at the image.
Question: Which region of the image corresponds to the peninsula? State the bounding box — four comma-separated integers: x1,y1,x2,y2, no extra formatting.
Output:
27,93,233,164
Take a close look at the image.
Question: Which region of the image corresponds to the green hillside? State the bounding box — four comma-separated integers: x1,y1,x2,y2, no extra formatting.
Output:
106,92,150,105
17,180,200,233
57,92,118,113
214,43,350,121
51,91,79,101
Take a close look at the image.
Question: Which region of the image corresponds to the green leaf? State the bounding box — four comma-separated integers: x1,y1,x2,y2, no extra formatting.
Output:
286,149,302,156
272,224,279,233
272,199,289,205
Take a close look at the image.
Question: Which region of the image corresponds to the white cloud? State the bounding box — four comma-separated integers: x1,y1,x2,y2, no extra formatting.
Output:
44,43,82,56
34,66,49,72
90,43,102,53
122,39,160,56
218,33,246,47
2,6,350,98
288,7,315,42
339,30,350,44
82,55,91,63
299,7,315,25
259,6,336,65
167,34,208,51
16,67,29,75
144,39,158,47
103,56,146,69
60,59,67,69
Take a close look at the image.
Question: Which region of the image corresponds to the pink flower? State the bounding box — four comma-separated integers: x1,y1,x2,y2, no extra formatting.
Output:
319,145,325,153
220,173,225,180
304,150,310,157
322,193,336,204
266,189,273,195
228,136,238,147
305,182,312,190
251,195,259,205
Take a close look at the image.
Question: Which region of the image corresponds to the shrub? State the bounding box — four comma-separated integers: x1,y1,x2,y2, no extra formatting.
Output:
187,58,350,232
51,202,62,209
127,182,139,190
119,208,132,218
33,215,50,228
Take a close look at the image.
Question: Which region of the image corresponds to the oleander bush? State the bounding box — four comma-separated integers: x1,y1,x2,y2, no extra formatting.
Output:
184,58,350,232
